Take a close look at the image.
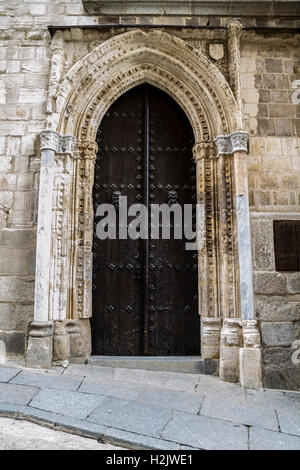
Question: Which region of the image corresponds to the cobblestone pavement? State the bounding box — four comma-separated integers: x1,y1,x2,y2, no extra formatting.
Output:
0,363,299,450
0,417,125,450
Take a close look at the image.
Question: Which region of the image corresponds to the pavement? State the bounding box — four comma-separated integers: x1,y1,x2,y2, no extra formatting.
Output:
0,362,300,450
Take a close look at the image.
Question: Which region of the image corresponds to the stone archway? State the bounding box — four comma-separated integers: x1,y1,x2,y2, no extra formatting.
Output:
26,28,262,388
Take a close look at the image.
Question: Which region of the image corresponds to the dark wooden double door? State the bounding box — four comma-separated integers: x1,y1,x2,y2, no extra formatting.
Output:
92,84,200,356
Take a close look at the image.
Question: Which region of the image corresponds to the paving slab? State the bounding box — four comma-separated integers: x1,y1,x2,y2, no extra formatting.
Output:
245,388,300,412
277,409,300,437
79,377,146,401
162,410,248,450
249,426,300,450
10,369,83,392
88,396,171,438
114,368,169,386
63,364,114,380
138,386,203,414
104,427,181,450
0,367,21,383
196,375,246,402
0,402,24,418
29,388,106,419
162,372,200,392
200,396,279,431
0,382,39,406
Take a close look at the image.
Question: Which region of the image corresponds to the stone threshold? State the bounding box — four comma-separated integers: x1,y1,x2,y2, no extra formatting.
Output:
88,356,218,374
0,403,190,450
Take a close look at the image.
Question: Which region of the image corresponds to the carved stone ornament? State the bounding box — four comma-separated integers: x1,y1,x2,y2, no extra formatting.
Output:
214,131,248,155
40,130,75,154
209,43,225,61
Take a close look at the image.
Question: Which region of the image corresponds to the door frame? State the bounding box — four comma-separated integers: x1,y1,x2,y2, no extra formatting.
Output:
28,29,261,387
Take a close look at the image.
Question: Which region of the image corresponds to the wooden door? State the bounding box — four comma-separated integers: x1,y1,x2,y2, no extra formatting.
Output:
92,84,200,355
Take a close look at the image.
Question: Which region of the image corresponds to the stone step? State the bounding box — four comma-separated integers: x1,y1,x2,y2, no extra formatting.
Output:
88,356,217,374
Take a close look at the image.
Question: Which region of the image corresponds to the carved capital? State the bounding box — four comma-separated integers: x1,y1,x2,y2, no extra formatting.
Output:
79,140,98,161
40,130,60,152
192,141,214,161
40,130,75,155
214,131,248,155
230,131,248,153
226,18,243,39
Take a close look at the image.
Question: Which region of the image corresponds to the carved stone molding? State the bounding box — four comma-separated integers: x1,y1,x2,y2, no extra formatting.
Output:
54,30,242,141
214,131,248,155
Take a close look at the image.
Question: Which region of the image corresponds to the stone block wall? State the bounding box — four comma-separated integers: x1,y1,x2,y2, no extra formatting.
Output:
241,39,300,389
0,0,299,390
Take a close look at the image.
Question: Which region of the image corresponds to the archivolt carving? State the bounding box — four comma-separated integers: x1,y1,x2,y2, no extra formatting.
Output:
52,29,241,142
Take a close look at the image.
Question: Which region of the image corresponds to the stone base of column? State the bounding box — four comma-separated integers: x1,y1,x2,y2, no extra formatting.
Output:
220,318,242,382
26,321,53,369
53,319,91,365
239,347,262,389
239,319,262,389
201,317,222,359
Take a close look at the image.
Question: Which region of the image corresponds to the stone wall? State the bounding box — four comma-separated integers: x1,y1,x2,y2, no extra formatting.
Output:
0,0,299,389
239,37,300,389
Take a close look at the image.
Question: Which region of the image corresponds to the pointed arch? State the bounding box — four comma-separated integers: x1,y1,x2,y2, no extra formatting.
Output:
53,29,241,143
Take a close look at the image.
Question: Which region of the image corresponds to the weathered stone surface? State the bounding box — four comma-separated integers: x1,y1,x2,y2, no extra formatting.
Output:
256,295,300,322
79,377,146,401
200,396,278,431
0,367,21,383
138,386,203,413
254,273,287,295
240,347,262,390
261,322,294,347
10,369,82,392
162,410,248,450
251,219,274,271
0,382,38,405
88,397,171,438
0,331,25,355
249,426,300,450
29,388,106,419
263,367,300,391
104,427,180,450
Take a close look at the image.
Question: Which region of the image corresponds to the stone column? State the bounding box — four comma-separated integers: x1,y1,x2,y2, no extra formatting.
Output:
193,142,221,363
26,131,75,368
26,130,58,368
231,134,262,388
214,131,262,387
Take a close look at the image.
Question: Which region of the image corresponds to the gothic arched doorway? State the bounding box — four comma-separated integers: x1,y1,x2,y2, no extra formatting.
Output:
91,84,200,356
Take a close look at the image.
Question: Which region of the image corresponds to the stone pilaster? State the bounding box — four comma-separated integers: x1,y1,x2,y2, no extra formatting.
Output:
72,140,98,320
214,131,261,384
